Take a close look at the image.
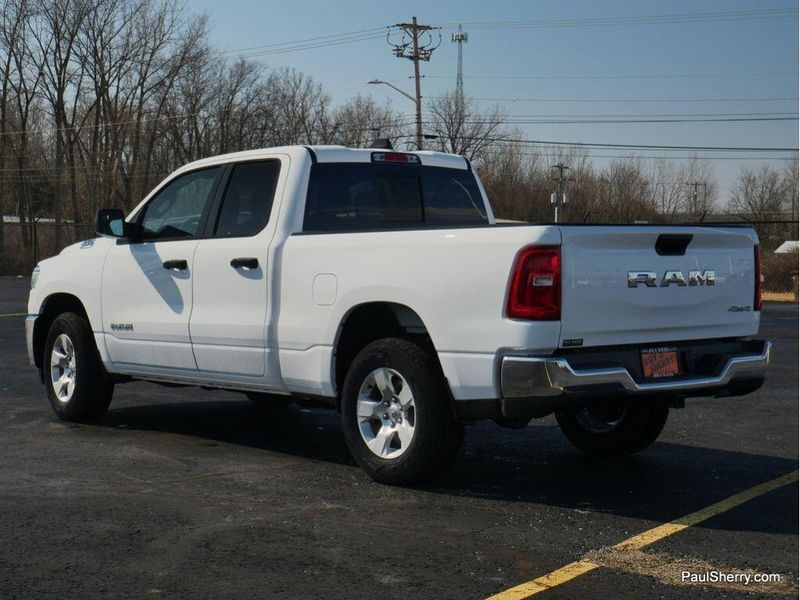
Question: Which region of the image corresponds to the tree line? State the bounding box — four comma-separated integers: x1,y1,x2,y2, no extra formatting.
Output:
0,0,797,264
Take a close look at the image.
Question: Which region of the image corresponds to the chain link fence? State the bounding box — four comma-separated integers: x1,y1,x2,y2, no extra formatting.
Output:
750,219,798,302
761,249,799,302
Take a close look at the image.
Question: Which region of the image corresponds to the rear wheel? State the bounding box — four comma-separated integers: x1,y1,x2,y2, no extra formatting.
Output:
340,338,463,485
555,402,669,456
44,312,113,422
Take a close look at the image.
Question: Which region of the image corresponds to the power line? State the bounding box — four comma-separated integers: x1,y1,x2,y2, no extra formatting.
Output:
495,138,798,152
399,111,799,124
395,111,799,120
422,71,799,81
437,96,798,103
3,146,797,180
178,8,800,62
439,8,799,30
218,27,390,55
15,107,787,140
219,31,390,60
478,112,799,118
413,116,798,125
0,103,417,138
100,7,797,65
503,118,797,124
5,153,796,182
417,135,798,152
482,152,799,161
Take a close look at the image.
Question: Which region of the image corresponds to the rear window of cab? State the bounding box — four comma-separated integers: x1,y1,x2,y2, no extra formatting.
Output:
303,163,489,232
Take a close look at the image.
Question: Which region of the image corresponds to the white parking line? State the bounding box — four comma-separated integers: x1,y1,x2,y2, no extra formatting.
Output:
0,313,26,318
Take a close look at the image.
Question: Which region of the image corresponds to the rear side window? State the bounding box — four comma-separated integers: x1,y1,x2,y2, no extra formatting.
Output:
214,160,281,237
303,163,487,232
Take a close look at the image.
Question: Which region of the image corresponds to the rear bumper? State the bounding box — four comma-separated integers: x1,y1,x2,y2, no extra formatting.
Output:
499,339,770,418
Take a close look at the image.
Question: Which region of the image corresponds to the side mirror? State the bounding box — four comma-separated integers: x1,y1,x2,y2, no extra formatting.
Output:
95,208,137,239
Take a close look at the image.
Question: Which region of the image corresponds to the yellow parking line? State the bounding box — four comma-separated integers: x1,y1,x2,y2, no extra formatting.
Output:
487,470,798,600
0,313,26,318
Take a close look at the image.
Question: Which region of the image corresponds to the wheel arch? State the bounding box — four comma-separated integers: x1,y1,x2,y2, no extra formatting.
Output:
32,293,91,372
332,301,443,407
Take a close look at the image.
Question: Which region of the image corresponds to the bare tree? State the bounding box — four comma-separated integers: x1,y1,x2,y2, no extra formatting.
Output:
427,91,506,161
477,143,543,221
267,67,330,145
0,0,34,251
599,159,655,223
728,165,786,221
781,159,798,220
650,160,687,218
330,94,408,148
29,0,92,250
77,0,139,224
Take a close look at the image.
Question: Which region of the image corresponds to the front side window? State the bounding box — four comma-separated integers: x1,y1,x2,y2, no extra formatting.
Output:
214,160,281,237
140,167,220,240
303,163,487,232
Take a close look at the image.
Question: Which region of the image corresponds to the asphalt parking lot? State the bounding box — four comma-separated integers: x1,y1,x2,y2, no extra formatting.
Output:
0,275,797,600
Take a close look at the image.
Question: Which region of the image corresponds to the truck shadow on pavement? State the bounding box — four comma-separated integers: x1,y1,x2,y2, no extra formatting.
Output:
96,394,798,537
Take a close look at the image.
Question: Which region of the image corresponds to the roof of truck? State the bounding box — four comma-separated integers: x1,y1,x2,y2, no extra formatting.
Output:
176,145,470,174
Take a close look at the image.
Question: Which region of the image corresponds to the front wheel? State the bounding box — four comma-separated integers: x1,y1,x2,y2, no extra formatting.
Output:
555,402,669,456
44,312,114,422
340,338,463,485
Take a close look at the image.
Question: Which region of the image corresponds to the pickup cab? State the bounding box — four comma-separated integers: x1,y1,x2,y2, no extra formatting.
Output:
25,145,771,484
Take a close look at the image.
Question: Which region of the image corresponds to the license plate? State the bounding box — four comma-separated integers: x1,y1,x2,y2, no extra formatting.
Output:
641,348,680,379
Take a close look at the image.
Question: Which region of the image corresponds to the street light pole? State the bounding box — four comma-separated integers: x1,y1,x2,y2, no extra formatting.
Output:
367,80,415,103
368,79,419,148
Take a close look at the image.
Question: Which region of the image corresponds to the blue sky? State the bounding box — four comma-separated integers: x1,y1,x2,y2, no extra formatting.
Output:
191,0,798,203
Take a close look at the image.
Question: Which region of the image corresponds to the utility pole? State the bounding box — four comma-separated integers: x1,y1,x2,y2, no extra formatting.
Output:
551,163,574,223
684,181,707,215
391,17,441,150
451,24,468,103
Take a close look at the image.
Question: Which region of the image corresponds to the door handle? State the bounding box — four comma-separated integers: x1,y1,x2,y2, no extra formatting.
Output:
230,257,259,270
163,259,188,271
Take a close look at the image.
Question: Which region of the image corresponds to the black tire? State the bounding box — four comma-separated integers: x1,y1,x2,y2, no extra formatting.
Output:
555,402,669,456
340,338,464,485
44,312,113,422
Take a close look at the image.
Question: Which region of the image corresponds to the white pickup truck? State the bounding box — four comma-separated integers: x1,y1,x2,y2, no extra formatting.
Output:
26,145,771,483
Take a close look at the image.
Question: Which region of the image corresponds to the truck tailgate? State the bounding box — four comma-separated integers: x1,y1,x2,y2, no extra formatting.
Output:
559,226,760,348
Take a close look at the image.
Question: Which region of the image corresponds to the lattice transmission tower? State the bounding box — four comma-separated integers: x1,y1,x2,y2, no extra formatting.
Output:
451,24,468,100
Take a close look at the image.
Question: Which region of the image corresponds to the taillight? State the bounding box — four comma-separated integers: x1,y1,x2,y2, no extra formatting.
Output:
506,245,561,320
754,245,762,311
